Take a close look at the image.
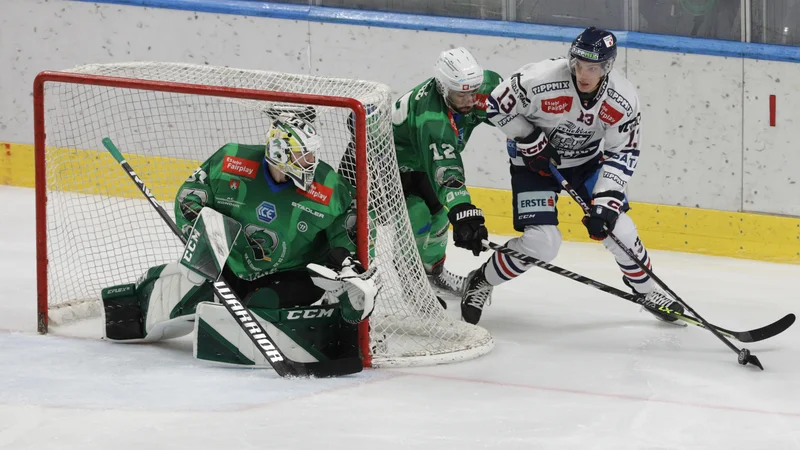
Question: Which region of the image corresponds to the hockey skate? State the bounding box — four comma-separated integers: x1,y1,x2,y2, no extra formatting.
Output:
624,278,686,325
426,262,467,304
461,266,493,325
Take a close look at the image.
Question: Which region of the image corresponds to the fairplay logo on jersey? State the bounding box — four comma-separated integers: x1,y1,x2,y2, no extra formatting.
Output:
297,182,332,206
473,93,489,110
541,96,573,114
222,156,259,179
517,191,556,213
599,102,624,125
256,201,277,224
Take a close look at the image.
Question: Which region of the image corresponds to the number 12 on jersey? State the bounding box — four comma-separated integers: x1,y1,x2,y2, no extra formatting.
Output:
430,143,456,160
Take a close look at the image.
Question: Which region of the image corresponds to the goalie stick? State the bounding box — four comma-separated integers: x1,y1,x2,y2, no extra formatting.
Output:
549,163,789,370
482,241,795,343
102,137,362,378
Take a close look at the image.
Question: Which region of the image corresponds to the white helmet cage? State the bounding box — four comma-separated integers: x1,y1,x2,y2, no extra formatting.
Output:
433,47,484,110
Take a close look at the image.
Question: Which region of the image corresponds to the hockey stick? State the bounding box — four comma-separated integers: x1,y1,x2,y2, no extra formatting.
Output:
549,163,775,370
483,240,794,343
102,137,362,378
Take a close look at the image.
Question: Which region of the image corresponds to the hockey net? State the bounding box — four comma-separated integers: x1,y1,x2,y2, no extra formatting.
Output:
34,62,493,367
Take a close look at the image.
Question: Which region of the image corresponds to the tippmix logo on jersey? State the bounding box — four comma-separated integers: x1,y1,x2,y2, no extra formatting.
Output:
222,156,259,179
297,182,332,206
256,201,277,224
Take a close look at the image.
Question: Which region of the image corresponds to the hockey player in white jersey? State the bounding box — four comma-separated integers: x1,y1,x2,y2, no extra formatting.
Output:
461,27,684,325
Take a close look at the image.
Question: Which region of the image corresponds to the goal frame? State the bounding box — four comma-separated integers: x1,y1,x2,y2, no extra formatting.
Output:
32,71,375,365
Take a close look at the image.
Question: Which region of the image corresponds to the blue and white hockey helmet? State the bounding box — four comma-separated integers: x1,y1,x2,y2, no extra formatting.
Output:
568,27,618,76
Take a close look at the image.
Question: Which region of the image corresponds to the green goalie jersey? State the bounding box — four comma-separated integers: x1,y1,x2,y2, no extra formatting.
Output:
392,70,503,211
175,143,357,281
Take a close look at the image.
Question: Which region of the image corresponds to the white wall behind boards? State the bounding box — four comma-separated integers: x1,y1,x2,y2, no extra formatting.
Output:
1,0,796,216
0,1,311,141
742,59,800,216
626,50,743,212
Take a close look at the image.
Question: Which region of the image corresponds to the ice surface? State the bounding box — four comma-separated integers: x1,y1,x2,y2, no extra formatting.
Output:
2,185,799,449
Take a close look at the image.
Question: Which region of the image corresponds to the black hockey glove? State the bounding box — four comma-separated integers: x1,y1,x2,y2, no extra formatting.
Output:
447,203,488,256
325,247,366,274
516,128,561,176
582,192,625,241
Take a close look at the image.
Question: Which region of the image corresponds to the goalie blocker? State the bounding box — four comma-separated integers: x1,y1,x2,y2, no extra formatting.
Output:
101,208,376,371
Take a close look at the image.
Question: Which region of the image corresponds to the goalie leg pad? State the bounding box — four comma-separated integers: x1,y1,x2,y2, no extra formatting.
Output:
143,263,213,341
102,263,213,342
102,284,144,340
193,302,359,367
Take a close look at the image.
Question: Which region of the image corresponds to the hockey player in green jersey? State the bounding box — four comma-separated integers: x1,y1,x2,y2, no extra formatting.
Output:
101,114,376,373
392,47,502,304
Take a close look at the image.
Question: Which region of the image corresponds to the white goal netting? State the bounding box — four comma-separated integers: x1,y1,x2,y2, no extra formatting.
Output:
36,62,493,367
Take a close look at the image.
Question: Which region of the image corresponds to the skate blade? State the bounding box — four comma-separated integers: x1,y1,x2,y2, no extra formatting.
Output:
643,307,688,327
433,290,461,304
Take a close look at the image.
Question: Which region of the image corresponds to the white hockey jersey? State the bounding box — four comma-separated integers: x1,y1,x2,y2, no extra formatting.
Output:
487,58,641,197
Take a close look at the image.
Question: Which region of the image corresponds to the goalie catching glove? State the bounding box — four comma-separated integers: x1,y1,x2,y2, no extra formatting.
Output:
308,248,378,324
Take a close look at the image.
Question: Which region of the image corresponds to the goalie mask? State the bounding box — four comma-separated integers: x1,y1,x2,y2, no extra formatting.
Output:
434,47,484,114
265,115,321,191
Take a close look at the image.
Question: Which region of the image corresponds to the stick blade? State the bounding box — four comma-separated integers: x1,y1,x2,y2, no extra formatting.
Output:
734,313,795,343
298,357,363,378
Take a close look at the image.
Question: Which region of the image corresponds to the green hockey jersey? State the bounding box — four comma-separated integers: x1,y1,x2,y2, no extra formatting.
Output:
392,70,503,211
175,143,357,281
